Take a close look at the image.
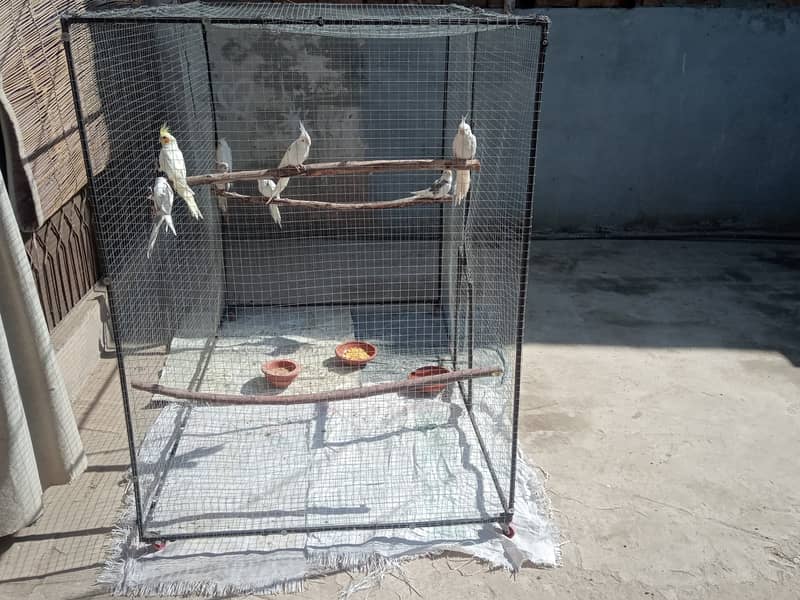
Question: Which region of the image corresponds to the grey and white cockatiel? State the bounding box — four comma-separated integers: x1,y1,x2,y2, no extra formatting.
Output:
215,137,232,214
413,170,452,198
147,176,177,259
257,178,282,228
451,116,477,205
270,121,311,198
159,125,203,219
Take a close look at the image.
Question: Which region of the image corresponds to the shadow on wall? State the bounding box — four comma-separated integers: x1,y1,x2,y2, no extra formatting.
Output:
69,18,222,347
523,240,800,366
528,8,800,234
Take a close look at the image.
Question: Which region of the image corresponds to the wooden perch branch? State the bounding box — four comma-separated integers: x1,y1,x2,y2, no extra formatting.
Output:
216,190,455,211
131,366,501,406
186,158,481,187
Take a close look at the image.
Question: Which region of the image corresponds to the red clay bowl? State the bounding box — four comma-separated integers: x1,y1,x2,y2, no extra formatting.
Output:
335,341,378,366
408,365,451,394
261,359,301,388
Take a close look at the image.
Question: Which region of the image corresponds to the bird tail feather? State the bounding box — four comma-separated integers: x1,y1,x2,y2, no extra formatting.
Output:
164,215,177,236
272,177,289,199
147,216,165,259
175,181,203,219
269,204,282,228
454,170,471,205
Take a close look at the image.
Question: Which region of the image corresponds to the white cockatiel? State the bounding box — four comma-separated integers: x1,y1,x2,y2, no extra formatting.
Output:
158,125,203,220
412,170,452,198
270,121,311,201
451,116,477,205
257,178,282,228
147,176,177,259
215,137,232,214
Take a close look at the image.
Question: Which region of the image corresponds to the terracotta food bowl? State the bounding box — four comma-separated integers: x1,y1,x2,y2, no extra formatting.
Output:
408,366,451,394
335,341,378,366
261,359,301,388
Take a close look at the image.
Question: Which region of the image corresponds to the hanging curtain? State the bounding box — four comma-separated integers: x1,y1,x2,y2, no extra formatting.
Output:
0,169,86,537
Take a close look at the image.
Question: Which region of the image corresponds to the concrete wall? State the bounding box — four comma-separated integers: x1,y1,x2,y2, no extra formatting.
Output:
528,8,800,234
51,287,110,403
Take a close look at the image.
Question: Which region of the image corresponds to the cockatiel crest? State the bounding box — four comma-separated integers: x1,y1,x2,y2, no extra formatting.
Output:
159,124,174,144
458,116,472,136
298,121,311,146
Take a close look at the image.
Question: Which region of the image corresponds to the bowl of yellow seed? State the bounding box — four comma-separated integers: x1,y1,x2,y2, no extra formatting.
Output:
335,341,378,366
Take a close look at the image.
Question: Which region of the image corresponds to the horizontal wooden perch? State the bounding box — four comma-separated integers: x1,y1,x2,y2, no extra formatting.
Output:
131,366,501,406
216,190,455,211
186,158,481,187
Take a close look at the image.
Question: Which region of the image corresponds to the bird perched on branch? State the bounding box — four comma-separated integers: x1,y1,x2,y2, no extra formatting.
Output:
159,125,203,220
147,176,177,259
257,178,282,228
215,138,232,214
267,121,312,225
451,116,477,205
413,170,452,198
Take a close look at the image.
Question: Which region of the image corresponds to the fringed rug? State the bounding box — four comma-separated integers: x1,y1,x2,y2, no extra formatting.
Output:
101,307,558,596
100,454,557,597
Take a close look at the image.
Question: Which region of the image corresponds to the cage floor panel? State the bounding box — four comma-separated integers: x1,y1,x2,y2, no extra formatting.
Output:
135,306,508,537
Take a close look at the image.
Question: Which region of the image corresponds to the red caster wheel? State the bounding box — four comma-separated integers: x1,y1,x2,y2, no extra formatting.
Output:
152,541,167,551
501,524,515,538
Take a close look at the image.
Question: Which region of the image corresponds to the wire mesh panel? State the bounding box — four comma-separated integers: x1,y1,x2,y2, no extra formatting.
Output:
63,3,548,541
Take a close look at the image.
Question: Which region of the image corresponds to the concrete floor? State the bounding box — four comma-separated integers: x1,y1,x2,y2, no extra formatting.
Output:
1,240,799,599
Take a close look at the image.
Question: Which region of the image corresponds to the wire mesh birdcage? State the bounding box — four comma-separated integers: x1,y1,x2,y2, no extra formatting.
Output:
62,2,549,542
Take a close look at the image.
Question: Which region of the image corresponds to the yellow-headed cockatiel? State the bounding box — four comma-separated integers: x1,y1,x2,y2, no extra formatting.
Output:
159,125,203,219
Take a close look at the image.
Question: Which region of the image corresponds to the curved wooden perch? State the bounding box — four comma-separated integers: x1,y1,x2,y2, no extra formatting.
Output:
131,366,501,406
216,190,455,211
186,158,481,187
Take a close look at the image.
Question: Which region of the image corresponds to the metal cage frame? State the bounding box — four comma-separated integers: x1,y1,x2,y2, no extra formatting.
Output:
61,5,550,543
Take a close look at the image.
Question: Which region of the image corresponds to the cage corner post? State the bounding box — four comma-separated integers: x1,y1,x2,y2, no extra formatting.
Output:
60,15,147,541
437,34,451,316
199,18,231,327
508,20,550,515
462,29,479,414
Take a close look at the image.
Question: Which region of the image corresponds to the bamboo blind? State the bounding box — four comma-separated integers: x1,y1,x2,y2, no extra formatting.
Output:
0,0,91,228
